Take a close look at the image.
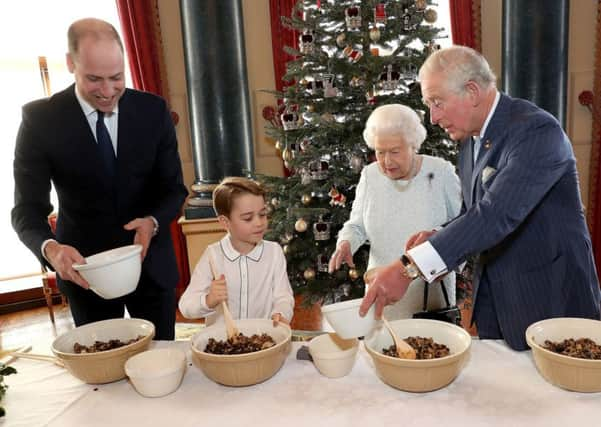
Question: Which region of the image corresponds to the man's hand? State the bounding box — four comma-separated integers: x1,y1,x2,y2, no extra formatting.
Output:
123,217,155,259
271,313,290,327
360,259,412,318
328,240,354,273
44,241,90,289
206,274,227,309
405,230,436,251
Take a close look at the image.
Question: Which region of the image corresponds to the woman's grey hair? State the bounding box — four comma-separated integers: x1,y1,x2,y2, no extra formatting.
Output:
363,104,427,150
419,45,496,94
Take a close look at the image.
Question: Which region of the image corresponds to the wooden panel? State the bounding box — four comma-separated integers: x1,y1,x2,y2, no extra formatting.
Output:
178,217,226,273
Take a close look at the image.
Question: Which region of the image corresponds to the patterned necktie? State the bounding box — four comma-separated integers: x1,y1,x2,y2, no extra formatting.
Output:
96,110,116,179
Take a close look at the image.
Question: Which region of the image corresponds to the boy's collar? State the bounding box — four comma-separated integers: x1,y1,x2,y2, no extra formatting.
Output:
221,234,264,262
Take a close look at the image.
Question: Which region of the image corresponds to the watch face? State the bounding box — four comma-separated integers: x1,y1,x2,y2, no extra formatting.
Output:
406,264,419,279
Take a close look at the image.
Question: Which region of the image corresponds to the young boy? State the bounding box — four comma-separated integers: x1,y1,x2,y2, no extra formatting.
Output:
179,177,294,326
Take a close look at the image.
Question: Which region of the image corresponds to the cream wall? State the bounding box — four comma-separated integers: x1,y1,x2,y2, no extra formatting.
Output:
480,0,596,208
157,0,282,193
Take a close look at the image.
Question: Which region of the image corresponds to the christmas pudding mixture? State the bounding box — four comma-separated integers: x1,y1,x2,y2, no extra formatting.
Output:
204,333,276,355
383,336,450,359
73,335,145,353
542,338,601,359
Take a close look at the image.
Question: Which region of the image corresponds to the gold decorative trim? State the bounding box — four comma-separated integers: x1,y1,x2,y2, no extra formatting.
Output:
587,1,601,232
472,0,482,53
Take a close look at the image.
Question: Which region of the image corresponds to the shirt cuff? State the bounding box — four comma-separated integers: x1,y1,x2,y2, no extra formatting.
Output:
145,215,159,236
41,238,57,262
407,241,447,283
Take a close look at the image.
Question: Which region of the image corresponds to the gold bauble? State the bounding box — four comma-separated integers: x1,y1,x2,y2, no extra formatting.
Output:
295,218,308,232
271,197,280,208
336,33,346,48
275,140,283,152
424,8,438,23
301,193,312,205
369,27,381,43
348,268,360,280
283,244,290,255
282,147,293,162
306,104,315,112
415,0,427,11
304,267,316,281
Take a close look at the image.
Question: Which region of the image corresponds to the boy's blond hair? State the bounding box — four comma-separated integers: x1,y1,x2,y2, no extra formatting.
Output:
212,177,266,217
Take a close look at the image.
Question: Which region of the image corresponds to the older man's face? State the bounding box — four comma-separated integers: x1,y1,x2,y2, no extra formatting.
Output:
420,71,477,142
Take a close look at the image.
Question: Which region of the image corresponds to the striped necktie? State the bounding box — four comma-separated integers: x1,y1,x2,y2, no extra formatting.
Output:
96,110,116,178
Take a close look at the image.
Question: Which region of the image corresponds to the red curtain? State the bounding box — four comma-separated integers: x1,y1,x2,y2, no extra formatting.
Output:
269,0,299,91
115,0,190,296
449,0,481,51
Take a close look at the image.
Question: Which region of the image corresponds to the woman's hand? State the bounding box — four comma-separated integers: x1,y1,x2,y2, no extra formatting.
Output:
328,240,354,273
206,274,227,308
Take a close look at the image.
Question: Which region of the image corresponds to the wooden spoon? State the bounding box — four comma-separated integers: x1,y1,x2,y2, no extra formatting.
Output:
381,316,416,359
207,253,239,340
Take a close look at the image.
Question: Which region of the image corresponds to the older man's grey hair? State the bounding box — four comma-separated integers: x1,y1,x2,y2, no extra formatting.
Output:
363,104,427,150
419,45,496,94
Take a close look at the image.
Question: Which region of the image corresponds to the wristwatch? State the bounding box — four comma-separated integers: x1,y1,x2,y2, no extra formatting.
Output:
401,254,421,280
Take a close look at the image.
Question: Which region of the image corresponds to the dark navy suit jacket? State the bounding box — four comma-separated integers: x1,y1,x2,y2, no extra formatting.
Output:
429,93,601,350
12,85,188,294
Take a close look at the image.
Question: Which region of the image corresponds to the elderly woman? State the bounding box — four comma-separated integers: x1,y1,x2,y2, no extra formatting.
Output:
329,104,461,319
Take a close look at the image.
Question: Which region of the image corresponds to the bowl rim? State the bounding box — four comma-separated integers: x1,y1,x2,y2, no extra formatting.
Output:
321,298,363,313
364,318,472,365
190,319,292,360
51,318,155,358
525,317,601,365
308,333,359,360
73,244,142,271
125,348,186,379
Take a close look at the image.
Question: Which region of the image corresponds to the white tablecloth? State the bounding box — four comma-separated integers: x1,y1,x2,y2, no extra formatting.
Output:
2,339,600,427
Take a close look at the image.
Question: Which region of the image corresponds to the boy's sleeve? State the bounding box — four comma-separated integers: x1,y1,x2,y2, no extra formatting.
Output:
270,244,295,322
178,249,216,319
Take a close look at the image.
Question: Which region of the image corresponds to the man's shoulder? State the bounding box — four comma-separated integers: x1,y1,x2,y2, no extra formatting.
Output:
120,88,167,111
23,86,74,116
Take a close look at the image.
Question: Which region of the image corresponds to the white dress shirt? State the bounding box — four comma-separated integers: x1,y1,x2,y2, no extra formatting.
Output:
408,91,501,282
179,234,295,325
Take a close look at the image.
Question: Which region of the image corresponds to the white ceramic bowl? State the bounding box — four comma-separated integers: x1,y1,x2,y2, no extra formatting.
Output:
321,298,377,339
526,317,601,392
125,348,186,397
73,244,142,299
191,318,291,387
309,333,359,378
364,318,471,392
51,318,155,384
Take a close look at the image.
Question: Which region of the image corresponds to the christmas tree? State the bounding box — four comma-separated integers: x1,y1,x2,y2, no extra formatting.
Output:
258,0,456,308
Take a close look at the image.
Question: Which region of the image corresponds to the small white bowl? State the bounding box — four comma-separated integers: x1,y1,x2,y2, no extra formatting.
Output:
125,348,187,397
321,298,377,339
309,333,359,378
73,244,142,299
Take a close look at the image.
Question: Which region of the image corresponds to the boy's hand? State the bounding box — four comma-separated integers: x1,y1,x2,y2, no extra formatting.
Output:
206,274,227,308
271,313,290,327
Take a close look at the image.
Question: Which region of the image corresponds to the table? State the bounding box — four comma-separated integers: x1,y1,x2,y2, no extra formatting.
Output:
2,339,600,427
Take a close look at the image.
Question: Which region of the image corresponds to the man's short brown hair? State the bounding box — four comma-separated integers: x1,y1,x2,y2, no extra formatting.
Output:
212,177,266,217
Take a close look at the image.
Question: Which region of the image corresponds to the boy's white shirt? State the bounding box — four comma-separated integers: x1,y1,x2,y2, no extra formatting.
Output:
178,234,294,325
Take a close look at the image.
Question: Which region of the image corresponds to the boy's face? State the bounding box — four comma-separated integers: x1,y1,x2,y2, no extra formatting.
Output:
219,194,268,249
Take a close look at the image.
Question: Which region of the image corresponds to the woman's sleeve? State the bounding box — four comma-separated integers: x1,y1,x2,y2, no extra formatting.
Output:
336,167,369,253
443,161,462,221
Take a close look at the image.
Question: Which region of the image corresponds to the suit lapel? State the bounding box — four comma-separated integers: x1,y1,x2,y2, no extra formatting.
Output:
469,94,512,205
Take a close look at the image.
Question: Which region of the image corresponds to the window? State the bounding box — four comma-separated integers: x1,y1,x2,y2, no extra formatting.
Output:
0,1,129,281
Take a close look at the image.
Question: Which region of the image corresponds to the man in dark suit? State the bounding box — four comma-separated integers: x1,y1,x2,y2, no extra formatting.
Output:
360,46,601,351
12,18,188,340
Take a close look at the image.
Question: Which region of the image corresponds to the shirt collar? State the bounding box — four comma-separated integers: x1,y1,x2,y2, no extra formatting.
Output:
74,85,119,118
479,90,500,139
220,234,264,262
